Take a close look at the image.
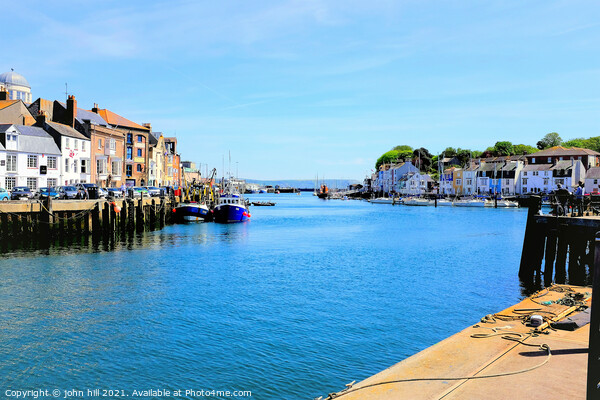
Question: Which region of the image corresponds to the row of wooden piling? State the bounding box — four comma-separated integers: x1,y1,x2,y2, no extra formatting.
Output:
519,196,595,286
0,196,179,240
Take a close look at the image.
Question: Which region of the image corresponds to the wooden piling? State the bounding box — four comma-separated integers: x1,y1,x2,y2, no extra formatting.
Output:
587,231,600,399
544,229,557,287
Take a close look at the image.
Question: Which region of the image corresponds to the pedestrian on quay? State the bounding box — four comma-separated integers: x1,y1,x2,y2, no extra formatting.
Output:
575,181,585,216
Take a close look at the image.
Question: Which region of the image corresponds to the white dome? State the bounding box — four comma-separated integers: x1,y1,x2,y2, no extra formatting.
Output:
0,70,30,88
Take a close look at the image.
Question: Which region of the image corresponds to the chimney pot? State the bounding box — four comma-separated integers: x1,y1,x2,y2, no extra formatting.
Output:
66,95,77,128
0,86,8,101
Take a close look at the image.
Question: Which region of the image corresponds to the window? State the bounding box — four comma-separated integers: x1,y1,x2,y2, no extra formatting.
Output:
127,133,133,144
136,164,142,172
595,179,598,185
6,154,16,172
74,160,78,173
5,177,15,190
65,158,69,173
533,171,539,176
112,161,121,175
127,147,132,160
455,179,461,185
523,171,527,176
137,148,142,157
555,179,565,185
65,138,70,148
47,178,57,187
505,179,510,185
522,178,528,185
82,141,86,151
531,157,535,163
543,178,549,185
27,177,37,191
137,135,143,143
126,165,132,176
98,139,102,149
27,155,38,168
81,160,87,174
110,139,116,151
47,156,57,169
96,159,107,174
548,157,552,163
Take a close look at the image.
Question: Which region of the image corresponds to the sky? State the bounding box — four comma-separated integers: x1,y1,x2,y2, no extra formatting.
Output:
3,0,600,179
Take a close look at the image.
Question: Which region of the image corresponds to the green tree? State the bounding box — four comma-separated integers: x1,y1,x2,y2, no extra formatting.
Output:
443,147,457,157
413,147,433,171
392,145,413,152
494,141,514,156
375,150,399,170
513,144,538,155
536,132,562,150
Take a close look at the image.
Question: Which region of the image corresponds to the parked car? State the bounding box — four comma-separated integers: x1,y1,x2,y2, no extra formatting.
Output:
144,186,161,196
98,187,108,199
56,186,79,199
132,187,149,198
35,187,60,200
75,183,100,199
11,186,34,200
0,187,9,201
106,188,124,198
159,186,173,196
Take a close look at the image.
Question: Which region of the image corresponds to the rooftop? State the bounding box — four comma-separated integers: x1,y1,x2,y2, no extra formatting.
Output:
0,70,30,88
527,146,600,157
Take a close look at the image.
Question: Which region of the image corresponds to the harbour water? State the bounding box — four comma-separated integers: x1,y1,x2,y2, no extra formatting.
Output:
0,194,528,399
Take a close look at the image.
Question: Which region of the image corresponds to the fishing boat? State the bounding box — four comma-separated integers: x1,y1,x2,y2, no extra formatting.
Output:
213,190,250,223
317,184,330,199
174,202,210,222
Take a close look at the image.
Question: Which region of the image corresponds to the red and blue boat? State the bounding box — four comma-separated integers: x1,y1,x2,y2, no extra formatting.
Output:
213,191,250,223
173,202,210,222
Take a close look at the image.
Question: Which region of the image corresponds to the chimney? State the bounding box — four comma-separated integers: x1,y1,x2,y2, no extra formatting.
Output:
92,103,99,113
66,95,77,128
142,123,152,131
0,86,8,101
35,110,47,126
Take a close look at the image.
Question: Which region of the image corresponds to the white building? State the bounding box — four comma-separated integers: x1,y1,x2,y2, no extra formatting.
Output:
40,119,92,185
463,163,480,195
520,164,552,194
0,124,61,191
550,160,585,192
398,172,432,195
0,70,32,103
585,167,600,194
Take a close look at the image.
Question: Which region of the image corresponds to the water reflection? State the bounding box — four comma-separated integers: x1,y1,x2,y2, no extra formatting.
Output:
0,222,251,259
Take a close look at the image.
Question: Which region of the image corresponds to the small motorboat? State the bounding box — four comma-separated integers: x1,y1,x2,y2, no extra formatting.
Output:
369,197,394,204
403,197,433,206
251,201,276,206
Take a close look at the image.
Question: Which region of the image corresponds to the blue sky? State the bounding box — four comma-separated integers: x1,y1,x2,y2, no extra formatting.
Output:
3,0,600,179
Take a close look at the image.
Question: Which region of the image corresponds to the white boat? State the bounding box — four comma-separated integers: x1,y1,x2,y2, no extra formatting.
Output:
454,199,486,207
436,199,453,206
403,197,433,206
496,200,519,208
370,197,394,204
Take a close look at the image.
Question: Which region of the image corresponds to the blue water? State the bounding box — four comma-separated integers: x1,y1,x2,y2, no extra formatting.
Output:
0,194,528,399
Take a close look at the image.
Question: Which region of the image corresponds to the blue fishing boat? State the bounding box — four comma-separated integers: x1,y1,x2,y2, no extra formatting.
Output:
213,192,250,223
174,202,210,222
